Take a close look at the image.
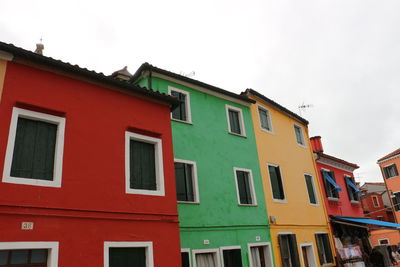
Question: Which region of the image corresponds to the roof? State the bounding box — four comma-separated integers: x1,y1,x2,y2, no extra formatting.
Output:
242,89,309,125
0,42,180,109
377,148,400,163
130,62,255,104
318,152,359,169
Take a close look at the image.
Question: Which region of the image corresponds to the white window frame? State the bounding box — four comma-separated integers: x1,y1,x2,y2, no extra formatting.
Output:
2,107,65,188
378,238,390,245
299,243,318,267
304,173,319,206
314,231,334,265
257,104,273,134
233,167,257,206
293,123,306,147
104,241,153,267
267,163,287,203
247,242,274,267
372,195,380,208
225,104,246,137
220,246,242,267
0,241,59,267
175,158,200,203
192,248,220,267
125,132,164,196
168,86,192,124
181,248,191,267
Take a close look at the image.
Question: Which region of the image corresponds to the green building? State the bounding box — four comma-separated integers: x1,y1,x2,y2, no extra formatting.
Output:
132,63,273,267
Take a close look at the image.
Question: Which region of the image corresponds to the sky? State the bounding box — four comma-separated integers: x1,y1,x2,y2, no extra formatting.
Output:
1,0,400,184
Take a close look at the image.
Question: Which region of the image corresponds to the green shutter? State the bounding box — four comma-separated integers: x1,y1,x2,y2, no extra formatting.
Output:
269,166,284,200
315,234,324,265
11,118,57,181
175,163,194,201
236,171,252,204
223,249,243,267
278,235,291,267
109,247,146,267
288,234,300,267
322,234,333,263
130,140,156,190
228,110,241,134
305,174,316,204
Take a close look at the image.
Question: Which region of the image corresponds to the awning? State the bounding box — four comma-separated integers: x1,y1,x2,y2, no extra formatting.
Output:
323,171,342,191
346,178,362,195
332,216,400,229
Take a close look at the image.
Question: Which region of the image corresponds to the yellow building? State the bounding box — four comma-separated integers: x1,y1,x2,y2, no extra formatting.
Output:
243,89,336,267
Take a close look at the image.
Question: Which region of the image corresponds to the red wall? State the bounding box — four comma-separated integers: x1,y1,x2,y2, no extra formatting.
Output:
316,162,364,217
361,193,394,222
0,62,181,266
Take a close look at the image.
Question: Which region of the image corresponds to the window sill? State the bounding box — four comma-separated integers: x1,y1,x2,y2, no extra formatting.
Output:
327,197,339,201
238,203,258,207
260,128,274,135
309,203,320,206
178,201,200,204
350,200,360,204
228,131,247,138
273,199,287,203
171,118,193,125
2,176,61,188
296,143,307,148
126,188,165,196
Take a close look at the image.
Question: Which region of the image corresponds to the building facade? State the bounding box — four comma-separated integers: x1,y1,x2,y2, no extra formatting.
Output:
0,43,181,266
243,89,335,267
132,63,273,267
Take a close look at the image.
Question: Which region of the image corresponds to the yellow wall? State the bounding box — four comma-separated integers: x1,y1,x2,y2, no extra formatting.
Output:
248,94,335,267
0,59,7,102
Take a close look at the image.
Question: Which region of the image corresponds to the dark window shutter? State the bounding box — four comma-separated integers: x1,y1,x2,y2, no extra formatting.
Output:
269,166,285,200
11,118,57,181
305,174,316,204
322,234,333,263
394,165,399,176
278,235,291,267
315,234,324,265
384,167,390,178
345,177,353,201
321,170,331,198
330,172,339,198
171,91,187,121
223,249,243,267
175,163,194,202
130,140,156,190
109,247,146,267
288,234,300,267
181,252,190,267
228,110,241,134
258,108,270,130
237,171,252,204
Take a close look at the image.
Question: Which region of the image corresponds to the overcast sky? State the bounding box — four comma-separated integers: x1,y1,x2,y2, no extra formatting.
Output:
1,0,399,184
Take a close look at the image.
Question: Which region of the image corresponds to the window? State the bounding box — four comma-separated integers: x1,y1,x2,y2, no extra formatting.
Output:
383,164,398,179
234,168,257,205
278,234,300,267
104,242,153,267
304,174,318,205
226,105,246,137
181,249,190,267
193,249,219,267
392,192,400,211
257,105,273,133
372,196,380,208
315,233,334,265
169,87,191,123
125,132,164,196
321,170,340,199
221,247,242,267
248,243,274,267
379,239,389,245
377,216,384,221
0,242,58,267
293,124,305,146
268,164,285,201
345,176,359,202
3,107,65,188
175,159,199,203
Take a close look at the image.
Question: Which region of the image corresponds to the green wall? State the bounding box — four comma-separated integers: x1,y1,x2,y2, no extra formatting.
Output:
137,76,272,266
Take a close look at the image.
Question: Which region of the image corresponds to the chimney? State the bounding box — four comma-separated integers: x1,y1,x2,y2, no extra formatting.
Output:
310,136,323,153
111,66,132,81
34,43,44,55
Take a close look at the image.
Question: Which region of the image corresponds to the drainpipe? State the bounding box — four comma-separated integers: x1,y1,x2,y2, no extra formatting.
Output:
148,70,152,90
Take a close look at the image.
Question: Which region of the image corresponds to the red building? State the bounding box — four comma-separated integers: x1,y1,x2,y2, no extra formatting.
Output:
0,42,181,266
360,183,394,222
310,136,363,217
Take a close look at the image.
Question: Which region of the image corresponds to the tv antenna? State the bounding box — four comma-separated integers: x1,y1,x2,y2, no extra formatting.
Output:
298,102,313,116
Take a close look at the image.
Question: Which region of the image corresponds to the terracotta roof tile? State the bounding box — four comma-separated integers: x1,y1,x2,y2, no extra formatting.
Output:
377,148,400,163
